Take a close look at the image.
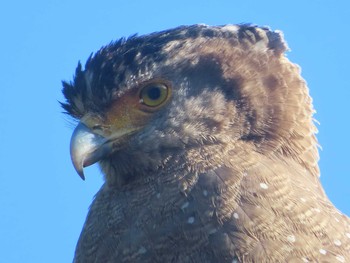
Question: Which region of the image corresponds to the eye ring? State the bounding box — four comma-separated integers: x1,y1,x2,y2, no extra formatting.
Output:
139,82,170,108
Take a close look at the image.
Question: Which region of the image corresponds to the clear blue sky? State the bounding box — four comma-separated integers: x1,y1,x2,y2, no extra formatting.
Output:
1,1,349,262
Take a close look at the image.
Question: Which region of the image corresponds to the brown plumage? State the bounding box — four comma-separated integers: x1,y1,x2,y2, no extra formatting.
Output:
62,24,350,262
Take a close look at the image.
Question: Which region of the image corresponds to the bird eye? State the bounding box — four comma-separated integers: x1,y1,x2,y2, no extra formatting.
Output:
139,83,169,107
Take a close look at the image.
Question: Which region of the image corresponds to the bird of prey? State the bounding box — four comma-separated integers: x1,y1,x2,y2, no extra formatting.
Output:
62,24,350,262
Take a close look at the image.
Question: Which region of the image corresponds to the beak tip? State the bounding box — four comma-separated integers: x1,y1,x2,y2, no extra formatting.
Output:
73,163,86,180
77,171,85,181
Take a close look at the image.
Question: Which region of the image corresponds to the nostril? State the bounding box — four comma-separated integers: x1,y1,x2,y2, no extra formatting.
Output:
92,125,103,131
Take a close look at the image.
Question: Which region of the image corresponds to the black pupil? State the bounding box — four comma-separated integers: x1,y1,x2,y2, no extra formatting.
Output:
147,86,161,100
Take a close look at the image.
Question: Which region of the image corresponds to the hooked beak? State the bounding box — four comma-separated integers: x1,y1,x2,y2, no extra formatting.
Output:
70,122,112,180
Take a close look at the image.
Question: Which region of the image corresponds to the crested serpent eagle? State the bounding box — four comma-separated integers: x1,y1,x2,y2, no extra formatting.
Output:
61,24,350,262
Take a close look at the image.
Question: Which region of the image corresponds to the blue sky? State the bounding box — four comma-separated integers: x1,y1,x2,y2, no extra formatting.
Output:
1,0,349,262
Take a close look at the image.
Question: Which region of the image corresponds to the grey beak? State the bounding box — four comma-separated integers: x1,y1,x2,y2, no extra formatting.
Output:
70,122,111,180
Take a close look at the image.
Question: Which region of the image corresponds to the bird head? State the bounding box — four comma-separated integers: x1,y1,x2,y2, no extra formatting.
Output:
62,25,318,186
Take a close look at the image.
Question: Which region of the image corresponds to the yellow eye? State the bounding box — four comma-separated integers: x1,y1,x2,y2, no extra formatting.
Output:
139,83,170,107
